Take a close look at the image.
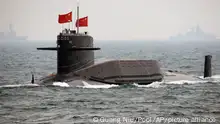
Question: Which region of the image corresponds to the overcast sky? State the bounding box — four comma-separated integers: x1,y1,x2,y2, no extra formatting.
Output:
0,0,220,41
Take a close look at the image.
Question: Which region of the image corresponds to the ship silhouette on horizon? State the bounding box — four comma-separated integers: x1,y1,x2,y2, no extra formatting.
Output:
0,24,28,41
169,25,218,41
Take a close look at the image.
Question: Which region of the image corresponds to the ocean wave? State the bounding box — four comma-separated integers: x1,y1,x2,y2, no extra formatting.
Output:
52,82,70,87
132,76,220,88
76,81,119,89
0,84,39,88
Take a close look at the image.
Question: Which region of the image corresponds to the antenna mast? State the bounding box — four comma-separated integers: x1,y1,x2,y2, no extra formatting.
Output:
77,0,80,34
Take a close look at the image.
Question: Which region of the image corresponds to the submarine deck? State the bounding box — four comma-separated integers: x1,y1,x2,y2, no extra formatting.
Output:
36,59,202,86
74,59,163,84
36,70,201,87
37,59,163,85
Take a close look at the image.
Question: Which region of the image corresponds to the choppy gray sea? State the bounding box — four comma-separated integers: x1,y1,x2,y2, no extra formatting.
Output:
0,40,220,124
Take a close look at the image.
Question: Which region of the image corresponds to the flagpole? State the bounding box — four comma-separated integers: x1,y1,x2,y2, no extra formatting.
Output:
77,0,80,34
71,10,74,30
71,10,73,30
74,9,76,31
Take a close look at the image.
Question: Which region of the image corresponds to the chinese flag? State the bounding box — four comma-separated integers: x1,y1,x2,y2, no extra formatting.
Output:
58,12,72,24
75,16,88,27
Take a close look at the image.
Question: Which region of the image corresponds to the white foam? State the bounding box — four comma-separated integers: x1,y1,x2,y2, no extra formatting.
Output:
77,81,118,89
0,84,39,88
133,81,164,88
52,82,70,87
165,80,207,85
197,75,220,80
132,78,214,88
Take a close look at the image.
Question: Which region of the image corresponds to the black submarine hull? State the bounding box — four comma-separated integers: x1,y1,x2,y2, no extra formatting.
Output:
36,30,163,85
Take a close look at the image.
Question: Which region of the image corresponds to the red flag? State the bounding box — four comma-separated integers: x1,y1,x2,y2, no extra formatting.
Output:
58,12,72,24
75,16,88,27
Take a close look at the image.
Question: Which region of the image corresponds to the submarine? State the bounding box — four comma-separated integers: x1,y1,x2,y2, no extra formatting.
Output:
35,27,213,86
35,11,213,86
36,28,163,86
34,3,214,86
34,3,165,86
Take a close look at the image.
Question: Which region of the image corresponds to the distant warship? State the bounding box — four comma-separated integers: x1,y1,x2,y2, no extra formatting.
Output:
35,4,164,86
169,25,217,41
0,24,27,41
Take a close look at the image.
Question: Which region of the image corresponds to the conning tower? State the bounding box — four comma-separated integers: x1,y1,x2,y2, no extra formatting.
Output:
37,29,100,80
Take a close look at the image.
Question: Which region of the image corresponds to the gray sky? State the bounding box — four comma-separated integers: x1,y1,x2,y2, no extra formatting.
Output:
0,0,220,40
